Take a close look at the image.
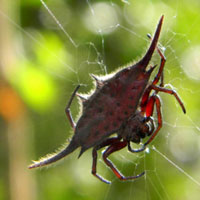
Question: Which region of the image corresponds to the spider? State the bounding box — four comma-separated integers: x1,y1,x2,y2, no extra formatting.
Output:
29,15,186,184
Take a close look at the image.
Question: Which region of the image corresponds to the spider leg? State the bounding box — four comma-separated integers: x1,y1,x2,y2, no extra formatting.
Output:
91,137,121,184
152,47,166,87
147,33,166,87
127,142,145,153
151,85,186,114
140,43,166,113
102,140,145,181
144,94,162,146
92,148,110,184
65,85,80,130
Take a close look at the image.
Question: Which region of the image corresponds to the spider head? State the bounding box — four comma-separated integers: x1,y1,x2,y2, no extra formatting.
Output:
119,113,155,144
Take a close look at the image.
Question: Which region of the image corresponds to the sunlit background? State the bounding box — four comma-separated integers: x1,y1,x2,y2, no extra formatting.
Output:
0,0,200,200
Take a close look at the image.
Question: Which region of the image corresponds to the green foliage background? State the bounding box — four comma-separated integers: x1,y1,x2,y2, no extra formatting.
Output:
0,0,200,200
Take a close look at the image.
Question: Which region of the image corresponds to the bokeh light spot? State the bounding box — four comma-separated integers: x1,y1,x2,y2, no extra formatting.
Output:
181,45,200,81
169,130,200,163
83,2,119,34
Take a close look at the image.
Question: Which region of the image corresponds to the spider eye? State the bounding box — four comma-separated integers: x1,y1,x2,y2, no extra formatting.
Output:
139,132,146,138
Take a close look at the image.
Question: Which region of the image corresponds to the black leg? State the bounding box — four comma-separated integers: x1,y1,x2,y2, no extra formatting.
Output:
65,85,80,130
91,137,121,184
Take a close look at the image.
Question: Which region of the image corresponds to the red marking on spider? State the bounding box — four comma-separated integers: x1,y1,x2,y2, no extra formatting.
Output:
29,15,186,184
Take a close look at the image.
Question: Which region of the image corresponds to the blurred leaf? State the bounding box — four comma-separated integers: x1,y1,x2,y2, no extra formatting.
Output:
34,33,73,74
9,61,57,112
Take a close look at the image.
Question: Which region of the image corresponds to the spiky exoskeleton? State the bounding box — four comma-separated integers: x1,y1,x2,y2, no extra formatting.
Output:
29,16,186,184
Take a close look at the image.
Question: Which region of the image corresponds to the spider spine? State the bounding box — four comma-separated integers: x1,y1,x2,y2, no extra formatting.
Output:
90,73,104,89
76,93,88,102
28,139,79,169
138,15,163,68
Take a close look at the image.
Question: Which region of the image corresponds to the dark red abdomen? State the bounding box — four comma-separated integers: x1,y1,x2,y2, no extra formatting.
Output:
73,64,153,153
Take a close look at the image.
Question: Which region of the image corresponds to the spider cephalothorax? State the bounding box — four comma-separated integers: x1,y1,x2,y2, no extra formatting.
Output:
29,15,186,184
118,112,154,144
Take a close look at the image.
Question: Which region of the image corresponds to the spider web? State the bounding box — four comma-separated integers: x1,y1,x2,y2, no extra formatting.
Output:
1,0,200,199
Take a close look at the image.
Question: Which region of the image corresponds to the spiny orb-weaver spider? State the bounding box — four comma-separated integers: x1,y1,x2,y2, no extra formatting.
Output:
29,15,186,184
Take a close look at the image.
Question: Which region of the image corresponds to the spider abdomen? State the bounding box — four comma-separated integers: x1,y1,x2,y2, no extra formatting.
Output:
74,64,153,153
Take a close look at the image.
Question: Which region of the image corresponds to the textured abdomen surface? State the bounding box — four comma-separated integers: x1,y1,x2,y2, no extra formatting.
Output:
73,65,152,153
